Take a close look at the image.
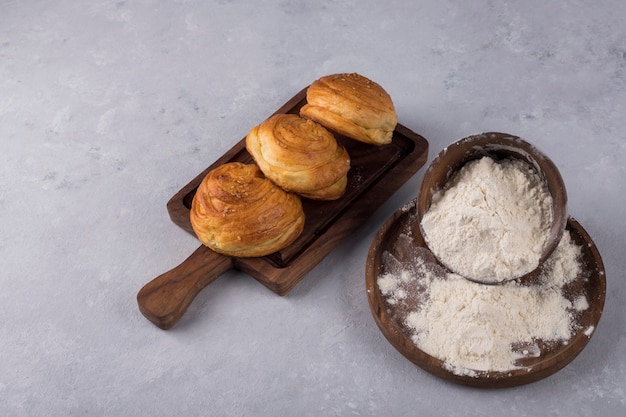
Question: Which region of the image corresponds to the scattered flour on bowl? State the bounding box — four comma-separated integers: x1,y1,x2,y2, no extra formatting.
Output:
377,229,586,376
420,156,554,283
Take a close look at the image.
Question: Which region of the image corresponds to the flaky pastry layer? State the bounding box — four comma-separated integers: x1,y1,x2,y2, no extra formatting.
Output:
190,162,305,257
300,73,398,145
246,113,350,200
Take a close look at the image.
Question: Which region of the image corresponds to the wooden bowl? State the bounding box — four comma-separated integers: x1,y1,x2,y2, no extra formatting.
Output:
416,132,569,283
365,200,606,388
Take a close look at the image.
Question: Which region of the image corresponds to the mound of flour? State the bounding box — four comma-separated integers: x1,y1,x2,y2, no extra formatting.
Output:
377,229,585,375
420,156,553,283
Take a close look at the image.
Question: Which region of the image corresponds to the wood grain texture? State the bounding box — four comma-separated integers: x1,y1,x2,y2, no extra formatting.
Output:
365,200,606,388
137,87,429,329
137,246,233,330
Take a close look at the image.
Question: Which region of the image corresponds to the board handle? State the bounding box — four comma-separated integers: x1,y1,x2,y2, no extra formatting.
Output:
137,245,234,330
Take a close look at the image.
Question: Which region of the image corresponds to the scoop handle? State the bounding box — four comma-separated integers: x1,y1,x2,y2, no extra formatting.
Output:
137,245,234,330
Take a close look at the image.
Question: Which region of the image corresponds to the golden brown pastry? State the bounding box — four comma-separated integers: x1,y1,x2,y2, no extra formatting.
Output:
190,162,305,257
245,113,350,200
299,73,398,146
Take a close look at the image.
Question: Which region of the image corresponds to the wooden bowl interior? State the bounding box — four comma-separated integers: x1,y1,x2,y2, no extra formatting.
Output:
365,200,605,388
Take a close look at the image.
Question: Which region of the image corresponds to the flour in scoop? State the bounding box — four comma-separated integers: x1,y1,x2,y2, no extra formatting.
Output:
420,156,553,283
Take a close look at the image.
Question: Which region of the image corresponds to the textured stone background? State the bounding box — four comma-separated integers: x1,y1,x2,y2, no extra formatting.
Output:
1,0,624,415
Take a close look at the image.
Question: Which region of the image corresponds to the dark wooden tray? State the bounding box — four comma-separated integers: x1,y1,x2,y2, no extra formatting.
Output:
366,200,606,387
137,87,429,329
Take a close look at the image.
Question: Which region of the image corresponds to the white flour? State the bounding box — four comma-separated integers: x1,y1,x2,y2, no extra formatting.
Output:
420,156,554,283
378,228,586,375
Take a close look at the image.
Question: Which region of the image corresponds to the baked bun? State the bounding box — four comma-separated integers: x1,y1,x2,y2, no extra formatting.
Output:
190,162,305,257
246,113,350,200
299,73,397,146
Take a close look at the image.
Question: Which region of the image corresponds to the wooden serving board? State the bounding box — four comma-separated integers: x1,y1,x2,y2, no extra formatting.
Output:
137,87,429,329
